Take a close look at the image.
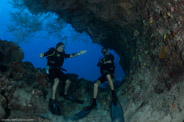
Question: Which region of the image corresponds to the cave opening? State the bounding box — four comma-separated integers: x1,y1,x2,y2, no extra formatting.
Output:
0,0,125,83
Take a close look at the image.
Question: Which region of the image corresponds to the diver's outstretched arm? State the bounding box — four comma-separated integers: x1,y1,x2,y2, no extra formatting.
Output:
70,50,87,58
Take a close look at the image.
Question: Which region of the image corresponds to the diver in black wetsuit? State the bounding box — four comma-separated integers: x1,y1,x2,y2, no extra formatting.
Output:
92,47,117,107
68,48,121,121
40,42,86,115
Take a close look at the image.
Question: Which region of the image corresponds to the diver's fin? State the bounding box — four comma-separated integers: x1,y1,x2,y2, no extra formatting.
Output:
49,98,61,115
111,98,125,122
66,105,94,120
62,95,84,104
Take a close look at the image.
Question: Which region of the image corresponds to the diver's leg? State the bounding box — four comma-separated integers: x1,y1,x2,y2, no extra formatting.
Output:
52,78,60,99
106,74,114,90
92,80,101,106
49,78,61,115
93,80,101,98
106,74,117,105
64,79,71,95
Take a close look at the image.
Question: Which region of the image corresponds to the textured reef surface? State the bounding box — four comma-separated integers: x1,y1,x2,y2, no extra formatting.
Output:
1,0,184,121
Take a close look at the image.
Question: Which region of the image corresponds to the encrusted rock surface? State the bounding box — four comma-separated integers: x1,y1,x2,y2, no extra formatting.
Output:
0,40,24,65
0,94,6,119
2,0,184,121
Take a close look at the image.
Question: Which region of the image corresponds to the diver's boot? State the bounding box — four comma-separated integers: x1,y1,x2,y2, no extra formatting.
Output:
49,98,61,115
112,90,117,105
91,98,97,107
83,98,96,111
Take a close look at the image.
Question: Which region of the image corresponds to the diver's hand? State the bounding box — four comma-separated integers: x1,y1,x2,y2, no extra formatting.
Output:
40,53,44,58
79,50,87,55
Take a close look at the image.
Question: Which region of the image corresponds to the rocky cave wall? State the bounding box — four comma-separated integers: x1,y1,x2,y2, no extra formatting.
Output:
22,0,184,75
23,0,146,74
22,0,184,121
1,0,184,122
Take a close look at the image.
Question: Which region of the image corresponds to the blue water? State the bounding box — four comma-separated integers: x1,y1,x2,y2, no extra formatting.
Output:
0,0,125,81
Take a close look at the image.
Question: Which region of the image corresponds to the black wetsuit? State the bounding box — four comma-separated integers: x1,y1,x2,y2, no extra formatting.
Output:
97,54,115,83
44,48,70,82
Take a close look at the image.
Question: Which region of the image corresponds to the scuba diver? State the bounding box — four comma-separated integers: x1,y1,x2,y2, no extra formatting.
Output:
91,47,117,107
40,42,86,115
67,47,119,121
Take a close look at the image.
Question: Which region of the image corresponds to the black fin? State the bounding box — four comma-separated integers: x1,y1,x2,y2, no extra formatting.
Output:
67,105,94,120
49,98,61,115
62,95,84,104
111,98,125,122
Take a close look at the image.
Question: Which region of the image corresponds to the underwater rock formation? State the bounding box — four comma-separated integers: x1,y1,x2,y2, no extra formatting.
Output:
2,0,184,121
0,94,6,119
0,40,24,66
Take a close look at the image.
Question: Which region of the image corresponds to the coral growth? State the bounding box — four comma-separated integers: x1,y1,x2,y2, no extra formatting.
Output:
0,40,24,65
2,0,184,121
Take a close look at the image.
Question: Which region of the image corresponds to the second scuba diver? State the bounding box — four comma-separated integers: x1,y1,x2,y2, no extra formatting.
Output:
91,47,117,107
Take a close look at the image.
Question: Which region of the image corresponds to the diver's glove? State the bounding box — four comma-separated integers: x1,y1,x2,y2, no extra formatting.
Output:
49,98,61,115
